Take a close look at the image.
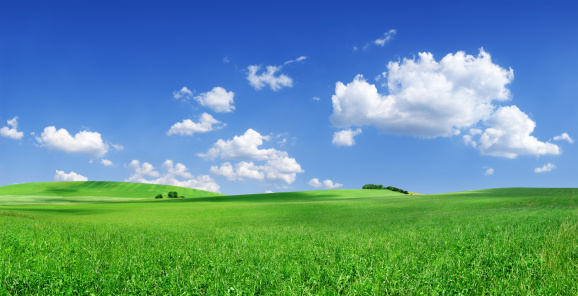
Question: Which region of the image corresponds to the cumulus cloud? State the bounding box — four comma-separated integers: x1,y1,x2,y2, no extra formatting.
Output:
0,116,24,140
332,128,362,147
54,170,88,181
173,86,193,100
483,167,494,176
198,129,278,161
167,113,225,136
128,160,160,178
553,133,573,144
475,106,560,158
534,163,555,173
36,126,110,158
331,49,513,138
194,87,235,113
246,65,293,91
203,129,304,185
112,144,124,151
101,159,114,166
330,49,558,158
308,178,343,189
373,29,397,46
126,159,220,193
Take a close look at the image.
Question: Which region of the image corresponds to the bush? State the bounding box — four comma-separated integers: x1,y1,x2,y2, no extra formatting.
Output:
168,191,178,198
362,184,409,194
154,194,163,199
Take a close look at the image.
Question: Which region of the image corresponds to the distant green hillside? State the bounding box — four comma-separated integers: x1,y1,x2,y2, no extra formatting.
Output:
0,181,223,204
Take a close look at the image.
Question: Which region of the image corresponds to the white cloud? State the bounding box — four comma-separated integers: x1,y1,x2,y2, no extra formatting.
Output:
210,161,264,181
553,133,574,144
167,113,225,136
312,97,320,101
331,49,513,138
308,178,343,189
284,56,307,65
476,106,560,158
126,159,220,193
128,160,160,177
0,116,24,140
534,163,555,173
163,160,193,179
36,126,109,158
173,86,193,100
223,57,230,63
101,159,114,166
329,49,558,158
246,65,293,91
373,29,397,46
113,144,124,151
204,129,304,185
332,128,362,147
483,167,494,176
54,170,88,181
198,129,278,161
194,87,235,113
265,190,273,193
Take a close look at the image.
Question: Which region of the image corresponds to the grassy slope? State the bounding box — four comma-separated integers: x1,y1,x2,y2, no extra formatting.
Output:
1,187,577,294
0,181,223,205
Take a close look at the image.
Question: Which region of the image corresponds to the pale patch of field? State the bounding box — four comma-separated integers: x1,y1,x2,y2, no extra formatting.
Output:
0,195,143,205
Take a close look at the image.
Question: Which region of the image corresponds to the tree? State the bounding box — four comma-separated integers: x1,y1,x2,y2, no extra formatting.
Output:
155,194,163,199
168,191,178,198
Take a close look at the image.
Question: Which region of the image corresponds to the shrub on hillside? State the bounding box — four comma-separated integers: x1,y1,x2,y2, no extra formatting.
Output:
168,191,178,198
362,184,409,194
155,194,163,199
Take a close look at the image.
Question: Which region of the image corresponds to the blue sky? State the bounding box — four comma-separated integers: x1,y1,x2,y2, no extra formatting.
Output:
1,0,577,195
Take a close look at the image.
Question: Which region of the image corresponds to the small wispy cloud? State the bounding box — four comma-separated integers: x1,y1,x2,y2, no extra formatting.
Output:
534,163,555,173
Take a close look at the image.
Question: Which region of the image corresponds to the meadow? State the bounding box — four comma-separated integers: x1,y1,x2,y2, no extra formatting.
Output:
0,182,577,295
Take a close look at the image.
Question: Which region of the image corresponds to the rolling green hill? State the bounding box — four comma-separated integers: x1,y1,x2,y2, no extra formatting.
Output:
0,181,223,205
1,185,577,294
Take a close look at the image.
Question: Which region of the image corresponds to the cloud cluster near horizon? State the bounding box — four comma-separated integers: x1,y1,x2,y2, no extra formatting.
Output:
330,49,561,158
126,160,220,192
202,129,304,185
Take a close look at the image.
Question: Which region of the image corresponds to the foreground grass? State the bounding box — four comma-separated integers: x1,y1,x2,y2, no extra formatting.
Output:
1,187,577,294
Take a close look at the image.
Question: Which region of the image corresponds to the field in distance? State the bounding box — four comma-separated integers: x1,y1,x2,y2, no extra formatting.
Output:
0,181,223,205
0,183,577,294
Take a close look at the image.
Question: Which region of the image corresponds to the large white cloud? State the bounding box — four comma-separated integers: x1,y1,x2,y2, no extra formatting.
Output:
36,126,110,158
126,159,220,193
203,129,304,185
331,49,513,138
54,170,88,181
0,116,24,140
308,178,343,189
167,113,225,136
332,128,362,147
330,49,559,158
194,87,235,113
475,106,560,158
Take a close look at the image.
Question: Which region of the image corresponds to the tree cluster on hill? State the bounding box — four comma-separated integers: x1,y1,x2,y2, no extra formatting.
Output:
154,191,185,199
362,184,409,194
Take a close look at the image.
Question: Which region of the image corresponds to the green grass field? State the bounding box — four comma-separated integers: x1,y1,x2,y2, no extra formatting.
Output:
1,182,577,295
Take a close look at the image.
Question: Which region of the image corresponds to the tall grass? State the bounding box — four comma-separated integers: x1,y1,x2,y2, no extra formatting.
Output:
1,187,577,294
